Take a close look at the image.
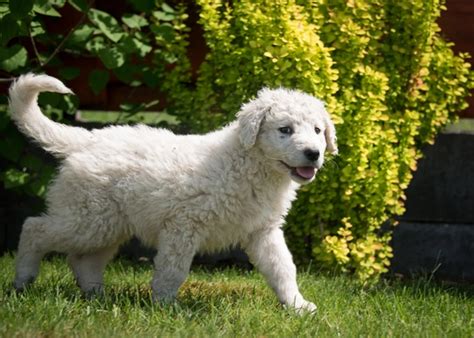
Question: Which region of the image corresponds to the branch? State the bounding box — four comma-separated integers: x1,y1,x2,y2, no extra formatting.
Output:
29,27,44,68
33,0,95,71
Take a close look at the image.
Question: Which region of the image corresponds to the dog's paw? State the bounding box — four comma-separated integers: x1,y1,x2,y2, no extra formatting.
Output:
82,287,105,300
13,275,35,292
295,300,317,315
285,298,317,315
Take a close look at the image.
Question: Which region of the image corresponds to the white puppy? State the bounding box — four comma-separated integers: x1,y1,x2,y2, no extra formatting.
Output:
9,74,337,313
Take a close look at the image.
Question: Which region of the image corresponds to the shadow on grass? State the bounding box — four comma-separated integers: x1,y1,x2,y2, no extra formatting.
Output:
1,254,265,315
369,273,474,300
50,279,273,319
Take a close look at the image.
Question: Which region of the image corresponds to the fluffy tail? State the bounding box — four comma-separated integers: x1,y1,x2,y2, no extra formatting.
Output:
9,73,94,157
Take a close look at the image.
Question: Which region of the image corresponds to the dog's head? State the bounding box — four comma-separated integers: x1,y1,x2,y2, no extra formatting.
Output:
237,88,337,184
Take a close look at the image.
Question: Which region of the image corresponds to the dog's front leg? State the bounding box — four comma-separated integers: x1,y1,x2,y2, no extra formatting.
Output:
243,228,316,314
151,229,197,303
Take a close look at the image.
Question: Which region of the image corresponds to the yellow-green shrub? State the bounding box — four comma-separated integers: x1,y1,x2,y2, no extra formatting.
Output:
163,0,473,281
1,0,471,281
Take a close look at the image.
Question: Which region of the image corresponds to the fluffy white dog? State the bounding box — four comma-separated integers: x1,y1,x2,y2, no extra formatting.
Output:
9,74,337,313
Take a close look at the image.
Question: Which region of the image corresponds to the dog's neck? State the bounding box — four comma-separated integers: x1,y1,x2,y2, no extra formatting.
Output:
211,122,297,195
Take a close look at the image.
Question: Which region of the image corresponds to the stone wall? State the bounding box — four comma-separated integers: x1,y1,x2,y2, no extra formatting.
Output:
391,121,474,281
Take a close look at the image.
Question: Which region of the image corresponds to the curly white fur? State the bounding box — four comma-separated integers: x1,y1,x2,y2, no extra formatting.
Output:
10,73,337,313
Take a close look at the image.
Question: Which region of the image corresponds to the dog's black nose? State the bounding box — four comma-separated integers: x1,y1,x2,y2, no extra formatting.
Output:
304,149,320,162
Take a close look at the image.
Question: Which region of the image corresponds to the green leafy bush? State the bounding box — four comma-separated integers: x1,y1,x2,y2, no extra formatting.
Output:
1,0,472,281
0,0,189,197
164,0,473,281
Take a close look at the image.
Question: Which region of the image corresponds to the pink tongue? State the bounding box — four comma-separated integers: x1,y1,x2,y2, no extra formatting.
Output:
295,167,315,179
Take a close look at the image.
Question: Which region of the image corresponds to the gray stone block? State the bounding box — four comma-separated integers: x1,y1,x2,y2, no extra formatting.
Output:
393,126,474,281
402,132,474,224
391,222,474,281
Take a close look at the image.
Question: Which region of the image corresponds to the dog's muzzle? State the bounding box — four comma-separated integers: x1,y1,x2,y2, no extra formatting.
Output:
279,161,317,182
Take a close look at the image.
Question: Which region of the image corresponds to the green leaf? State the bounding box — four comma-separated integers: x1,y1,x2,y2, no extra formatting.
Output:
3,168,30,189
28,165,55,197
0,14,21,46
89,9,124,42
61,94,79,113
38,92,61,107
33,0,61,17
69,24,95,45
9,0,34,18
50,0,67,7
0,129,25,162
161,3,175,13
98,48,125,69
68,0,88,12
85,36,106,53
153,11,175,22
0,45,28,72
151,24,174,41
59,67,81,80
124,37,152,57
120,102,146,113
113,65,135,84
28,180,47,197
122,14,148,29
30,20,46,37
88,69,109,95
19,155,44,171
119,36,152,57
118,36,135,55
143,69,160,88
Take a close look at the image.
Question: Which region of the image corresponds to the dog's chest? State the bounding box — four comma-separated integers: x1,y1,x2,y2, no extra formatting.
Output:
197,180,296,252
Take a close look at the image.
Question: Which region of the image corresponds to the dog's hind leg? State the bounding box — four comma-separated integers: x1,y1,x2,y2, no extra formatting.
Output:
151,228,198,303
14,217,50,291
67,245,119,296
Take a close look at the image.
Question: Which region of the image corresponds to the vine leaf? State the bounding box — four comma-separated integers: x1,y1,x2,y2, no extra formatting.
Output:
59,67,81,80
88,69,109,95
122,14,148,29
89,9,124,42
9,0,34,18
68,0,89,12
98,48,125,69
33,0,61,17
0,45,28,72
3,169,30,189
0,14,21,46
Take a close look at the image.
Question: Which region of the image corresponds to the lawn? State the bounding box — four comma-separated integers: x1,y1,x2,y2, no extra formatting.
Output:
0,254,473,337
78,110,179,126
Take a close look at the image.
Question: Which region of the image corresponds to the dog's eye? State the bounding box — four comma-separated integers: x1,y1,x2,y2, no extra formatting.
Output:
279,127,293,135
314,127,321,134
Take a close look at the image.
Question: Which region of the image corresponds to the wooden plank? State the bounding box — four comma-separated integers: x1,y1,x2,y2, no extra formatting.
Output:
438,0,474,118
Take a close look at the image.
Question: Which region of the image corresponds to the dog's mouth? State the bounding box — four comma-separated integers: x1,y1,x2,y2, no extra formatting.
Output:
279,161,317,182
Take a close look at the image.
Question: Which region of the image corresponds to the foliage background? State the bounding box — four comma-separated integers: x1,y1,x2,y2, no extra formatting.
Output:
0,0,472,281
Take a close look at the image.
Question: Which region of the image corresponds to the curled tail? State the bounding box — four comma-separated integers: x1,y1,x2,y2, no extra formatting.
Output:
9,73,94,157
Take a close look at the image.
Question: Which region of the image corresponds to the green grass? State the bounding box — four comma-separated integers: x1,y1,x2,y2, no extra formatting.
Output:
78,110,179,125
0,254,473,337
444,118,474,134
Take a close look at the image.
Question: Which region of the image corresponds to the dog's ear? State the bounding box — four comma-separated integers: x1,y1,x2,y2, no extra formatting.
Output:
324,114,338,155
236,98,268,150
